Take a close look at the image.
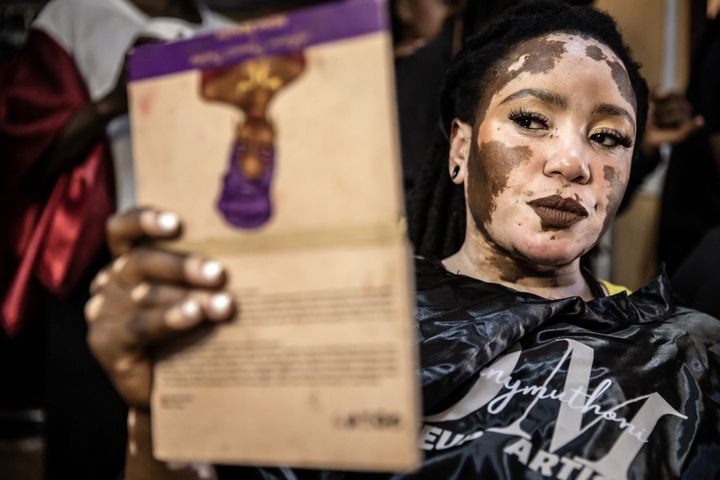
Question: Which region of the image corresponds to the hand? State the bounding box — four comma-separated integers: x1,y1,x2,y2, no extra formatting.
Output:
641,88,704,156
86,208,236,409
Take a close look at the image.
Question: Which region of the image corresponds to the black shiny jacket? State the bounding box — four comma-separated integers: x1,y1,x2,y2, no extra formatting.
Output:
220,257,720,480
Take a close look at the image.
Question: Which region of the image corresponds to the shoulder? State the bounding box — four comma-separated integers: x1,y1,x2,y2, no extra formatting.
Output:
33,0,130,51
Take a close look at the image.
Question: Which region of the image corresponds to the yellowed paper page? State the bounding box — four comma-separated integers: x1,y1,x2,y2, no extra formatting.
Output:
128,0,420,471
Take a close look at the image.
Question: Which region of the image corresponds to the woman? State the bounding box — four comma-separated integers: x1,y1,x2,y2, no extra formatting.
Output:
85,2,720,478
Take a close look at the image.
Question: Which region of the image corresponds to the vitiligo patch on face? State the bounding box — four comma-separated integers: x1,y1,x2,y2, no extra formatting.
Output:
467,140,532,232
475,37,568,122
486,242,561,283
584,44,635,108
601,164,624,235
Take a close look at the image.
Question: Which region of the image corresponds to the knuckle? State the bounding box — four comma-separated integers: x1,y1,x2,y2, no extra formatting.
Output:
90,268,111,294
111,254,131,277
130,282,152,305
84,295,105,323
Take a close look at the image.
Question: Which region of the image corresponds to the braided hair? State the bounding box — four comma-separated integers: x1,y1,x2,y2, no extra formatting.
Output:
408,0,649,259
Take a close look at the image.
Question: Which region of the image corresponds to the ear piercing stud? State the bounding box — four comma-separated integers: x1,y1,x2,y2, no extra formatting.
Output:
451,166,460,179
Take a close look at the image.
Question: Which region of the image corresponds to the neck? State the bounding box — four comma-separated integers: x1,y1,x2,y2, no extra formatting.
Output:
442,230,594,301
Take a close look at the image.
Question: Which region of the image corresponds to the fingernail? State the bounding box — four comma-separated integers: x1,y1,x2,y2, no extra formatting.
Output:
156,211,179,232
166,299,202,328
201,260,222,282
130,283,151,303
208,292,233,320
185,257,224,285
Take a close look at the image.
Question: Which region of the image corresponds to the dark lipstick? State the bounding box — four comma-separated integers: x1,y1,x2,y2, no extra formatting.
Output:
526,195,589,230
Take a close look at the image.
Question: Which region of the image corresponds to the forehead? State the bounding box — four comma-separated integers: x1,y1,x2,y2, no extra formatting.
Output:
479,32,635,115
504,32,624,76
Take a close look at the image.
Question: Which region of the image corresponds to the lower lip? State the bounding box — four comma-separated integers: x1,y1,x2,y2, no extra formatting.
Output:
530,206,586,229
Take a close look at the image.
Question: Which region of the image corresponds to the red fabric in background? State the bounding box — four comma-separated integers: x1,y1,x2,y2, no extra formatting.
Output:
0,29,115,336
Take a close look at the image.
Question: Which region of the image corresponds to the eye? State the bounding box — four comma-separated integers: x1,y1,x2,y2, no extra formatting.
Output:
508,109,549,130
589,129,633,149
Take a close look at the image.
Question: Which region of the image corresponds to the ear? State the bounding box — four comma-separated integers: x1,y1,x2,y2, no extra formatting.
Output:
448,119,472,184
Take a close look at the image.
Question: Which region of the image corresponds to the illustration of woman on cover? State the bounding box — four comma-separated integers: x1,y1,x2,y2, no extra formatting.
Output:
201,53,306,229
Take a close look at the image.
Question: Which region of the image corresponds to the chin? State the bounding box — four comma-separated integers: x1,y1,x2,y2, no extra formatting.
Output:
512,234,586,268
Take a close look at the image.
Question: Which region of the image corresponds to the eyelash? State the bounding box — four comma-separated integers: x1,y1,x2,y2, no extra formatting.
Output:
590,128,633,149
508,109,549,130
507,109,633,149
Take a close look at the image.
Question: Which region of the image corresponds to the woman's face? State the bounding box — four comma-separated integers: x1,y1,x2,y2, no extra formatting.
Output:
451,33,636,267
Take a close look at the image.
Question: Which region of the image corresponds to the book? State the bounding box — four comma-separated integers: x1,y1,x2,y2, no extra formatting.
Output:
128,0,420,471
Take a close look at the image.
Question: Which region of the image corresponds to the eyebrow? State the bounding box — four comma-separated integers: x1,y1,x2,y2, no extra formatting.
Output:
592,103,636,128
499,88,567,109
499,88,636,128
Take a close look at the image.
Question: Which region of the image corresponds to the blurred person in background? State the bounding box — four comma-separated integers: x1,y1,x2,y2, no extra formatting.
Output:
656,0,720,275
665,0,720,322
392,0,461,208
672,224,720,319
0,0,229,477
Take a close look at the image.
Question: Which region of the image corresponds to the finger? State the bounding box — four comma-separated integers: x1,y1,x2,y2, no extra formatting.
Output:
107,208,181,256
85,277,137,323
676,117,703,136
655,112,691,129
655,115,694,130
128,282,189,307
88,299,205,355
112,249,226,288
129,283,237,319
86,288,234,353
651,119,703,145
126,292,234,345
200,290,237,322
654,103,691,120
130,298,205,345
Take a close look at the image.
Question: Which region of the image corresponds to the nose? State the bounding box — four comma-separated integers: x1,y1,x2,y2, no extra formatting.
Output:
543,133,591,184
